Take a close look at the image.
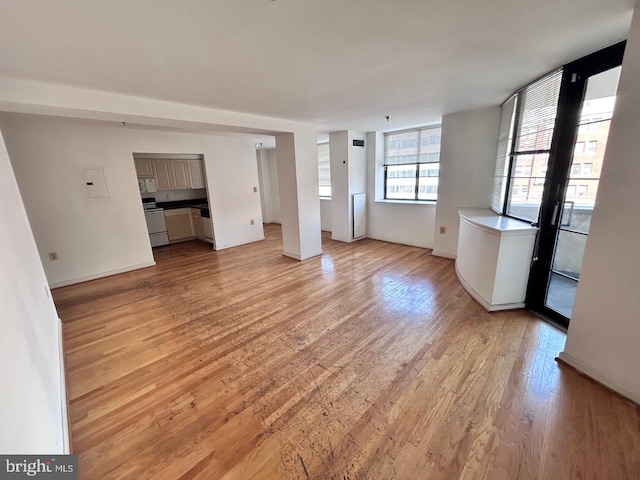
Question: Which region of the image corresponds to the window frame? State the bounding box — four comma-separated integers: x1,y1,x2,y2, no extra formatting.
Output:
383,125,441,202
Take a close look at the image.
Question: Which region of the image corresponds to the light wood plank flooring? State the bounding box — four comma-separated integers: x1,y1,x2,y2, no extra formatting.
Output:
54,224,640,479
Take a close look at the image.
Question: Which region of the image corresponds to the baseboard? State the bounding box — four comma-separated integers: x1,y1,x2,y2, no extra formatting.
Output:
213,237,266,251
455,264,525,312
432,249,456,259
283,250,323,261
49,261,156,288
330,235,354,243
283,251,302,261
58,319,71,454
557,352,640,405
366,234,431,249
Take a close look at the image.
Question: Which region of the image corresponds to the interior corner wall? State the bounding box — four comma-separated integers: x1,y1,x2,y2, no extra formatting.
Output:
560,6,640,404
433,106,501,258
366,132,436,248
0,114,264,286
0,126,67,453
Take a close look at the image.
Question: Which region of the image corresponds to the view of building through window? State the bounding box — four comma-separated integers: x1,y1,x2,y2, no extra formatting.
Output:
508,96,614,213
383,126,441,201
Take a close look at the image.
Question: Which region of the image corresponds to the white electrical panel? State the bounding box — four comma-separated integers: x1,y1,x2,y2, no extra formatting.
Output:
83,169,110,198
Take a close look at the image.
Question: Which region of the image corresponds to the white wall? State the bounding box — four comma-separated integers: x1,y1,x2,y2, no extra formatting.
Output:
259,148,331,231
256,150,274,223
329,132,350,242
320,198,332,232
433,106,501,258
275,132,322,260
0,127,67,453
330,131,367,242
560,7,640,404
267,149,281,223
366,132,436,248
1,114,264,287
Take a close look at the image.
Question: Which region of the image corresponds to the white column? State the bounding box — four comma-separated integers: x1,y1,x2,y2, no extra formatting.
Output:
275,129,322,260
330,130,367,243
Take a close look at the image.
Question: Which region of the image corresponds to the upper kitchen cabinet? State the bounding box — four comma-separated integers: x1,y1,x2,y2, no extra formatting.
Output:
134,158,154,177
187,159,206,189
140,157,206,191
154,160,174,190
172,160,190,189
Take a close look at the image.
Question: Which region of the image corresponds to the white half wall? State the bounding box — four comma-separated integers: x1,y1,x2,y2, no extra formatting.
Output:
0,127,67,453
433,106,501,258
366,132,436,248
560,7,640,404
1,114,264,286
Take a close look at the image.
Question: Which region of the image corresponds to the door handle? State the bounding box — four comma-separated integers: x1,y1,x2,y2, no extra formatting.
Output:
550,202,560,226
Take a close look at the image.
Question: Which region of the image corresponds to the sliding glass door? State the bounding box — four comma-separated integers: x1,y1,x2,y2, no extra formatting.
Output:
527,44,625,327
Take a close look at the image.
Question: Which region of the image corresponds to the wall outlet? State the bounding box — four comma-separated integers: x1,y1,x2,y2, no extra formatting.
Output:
49,252,59,261
439,226,446,234
253,186,258,193
250,219,255,225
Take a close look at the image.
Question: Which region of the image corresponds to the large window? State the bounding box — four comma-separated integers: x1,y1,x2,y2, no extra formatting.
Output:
318,142,331,197
492,69,563,223
384,125,441,201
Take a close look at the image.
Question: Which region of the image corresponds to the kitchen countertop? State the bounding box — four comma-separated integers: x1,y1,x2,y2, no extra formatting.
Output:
156,199,210,218
156,198,208,209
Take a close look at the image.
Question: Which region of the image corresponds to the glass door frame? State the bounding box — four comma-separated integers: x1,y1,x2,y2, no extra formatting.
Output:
526,41,626,328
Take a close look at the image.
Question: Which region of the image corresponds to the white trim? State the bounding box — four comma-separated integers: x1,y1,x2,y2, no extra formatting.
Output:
283,251,302,260
382,123,442,136
455,264,525,312
331,235,355,243
58,319,70,454
374,199,437,207
557,352,640,405
49,261,156,288
366,234,431,249
432,250,456,259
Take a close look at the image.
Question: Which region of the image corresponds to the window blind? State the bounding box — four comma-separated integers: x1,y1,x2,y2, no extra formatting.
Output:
491,95,517,212
384,126,441,166
318,143,331,197
491,68,563,220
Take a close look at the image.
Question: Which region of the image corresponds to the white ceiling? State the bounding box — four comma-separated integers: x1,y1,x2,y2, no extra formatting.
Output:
0,0,635,135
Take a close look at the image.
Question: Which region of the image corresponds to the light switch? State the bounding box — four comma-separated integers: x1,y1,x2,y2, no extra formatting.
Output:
83,169,110,198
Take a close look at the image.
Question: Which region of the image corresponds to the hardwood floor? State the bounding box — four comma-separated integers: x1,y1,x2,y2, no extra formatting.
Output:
54,224,640,479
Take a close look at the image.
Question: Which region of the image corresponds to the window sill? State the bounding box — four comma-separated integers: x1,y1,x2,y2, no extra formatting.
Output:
319,196,332,200
374,199,437,207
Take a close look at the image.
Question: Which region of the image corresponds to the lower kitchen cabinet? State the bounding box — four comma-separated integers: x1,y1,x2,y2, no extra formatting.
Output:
191,208,205,241
165,208,193,241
